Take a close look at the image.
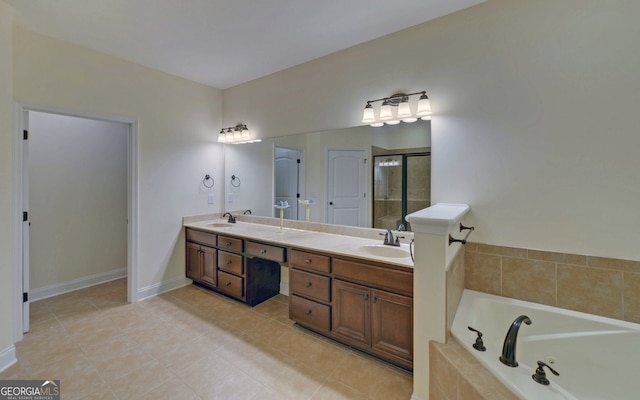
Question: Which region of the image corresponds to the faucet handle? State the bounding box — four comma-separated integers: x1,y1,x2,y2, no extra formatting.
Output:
467,326,486,352
532,361,559,385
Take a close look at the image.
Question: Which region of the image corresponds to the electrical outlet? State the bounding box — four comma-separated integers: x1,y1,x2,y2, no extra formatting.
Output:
207,194,214,205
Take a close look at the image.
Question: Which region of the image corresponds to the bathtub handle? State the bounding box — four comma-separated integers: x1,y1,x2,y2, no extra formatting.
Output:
532,361,560,386
467,326,486,352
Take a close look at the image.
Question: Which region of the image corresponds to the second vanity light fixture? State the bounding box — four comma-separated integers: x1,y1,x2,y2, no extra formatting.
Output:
362,91,431,127
217,123,262,144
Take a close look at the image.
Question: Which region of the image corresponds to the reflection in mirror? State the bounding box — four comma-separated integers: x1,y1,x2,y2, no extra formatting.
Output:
224,122,430,231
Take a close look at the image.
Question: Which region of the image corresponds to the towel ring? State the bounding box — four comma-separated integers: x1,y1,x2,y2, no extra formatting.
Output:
231,175,241,187
203,174,214,189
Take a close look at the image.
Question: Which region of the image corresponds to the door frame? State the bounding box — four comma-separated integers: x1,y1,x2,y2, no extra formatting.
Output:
12,102,139,342
274,145,305,220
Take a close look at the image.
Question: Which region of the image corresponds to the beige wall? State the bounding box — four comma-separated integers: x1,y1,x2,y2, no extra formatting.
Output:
13,26,224,291
223,0,640,262
0,0,15,354
29,112,128,290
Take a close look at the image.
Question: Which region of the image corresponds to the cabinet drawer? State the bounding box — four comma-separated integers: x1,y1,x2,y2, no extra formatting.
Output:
186,229,217,247
218,251,244,275
218,236,243,253
217,271,244,299
333,259,412,296
290,269,331,303
290,294,331,333
246,241,285,263
290,249,331,274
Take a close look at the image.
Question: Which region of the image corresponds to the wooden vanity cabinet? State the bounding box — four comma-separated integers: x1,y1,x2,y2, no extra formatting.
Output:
185,231,217,287
185,228,281,306
289,249,332,334
332,258,413,369
289,249,414,370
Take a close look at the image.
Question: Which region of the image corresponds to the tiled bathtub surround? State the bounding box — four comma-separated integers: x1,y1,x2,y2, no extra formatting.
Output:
429,341,517,400
465,243,640,323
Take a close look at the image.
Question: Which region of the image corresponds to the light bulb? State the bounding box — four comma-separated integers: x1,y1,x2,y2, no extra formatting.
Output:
397,99,412,118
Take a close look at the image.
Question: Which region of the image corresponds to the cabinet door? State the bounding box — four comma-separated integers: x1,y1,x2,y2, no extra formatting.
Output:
332,280,370,346
200,245,217,287
371,289,413,362
186,242,202,281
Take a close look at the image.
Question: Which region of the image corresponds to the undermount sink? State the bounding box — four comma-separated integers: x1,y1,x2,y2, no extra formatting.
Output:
207,222,233,228
359,244,410,259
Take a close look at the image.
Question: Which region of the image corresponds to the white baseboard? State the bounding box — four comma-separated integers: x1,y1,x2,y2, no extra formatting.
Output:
410,394,425,400
137,276,192,301
30,268,127,302
0,345,17,373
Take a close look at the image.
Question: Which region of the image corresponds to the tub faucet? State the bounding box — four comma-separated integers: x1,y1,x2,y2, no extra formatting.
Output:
499,315,532,367
222,212,236,223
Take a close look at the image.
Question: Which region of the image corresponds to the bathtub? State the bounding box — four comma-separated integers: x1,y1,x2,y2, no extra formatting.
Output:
451,290,640,400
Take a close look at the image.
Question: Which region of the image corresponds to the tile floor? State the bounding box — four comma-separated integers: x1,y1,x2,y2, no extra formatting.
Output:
1,279,413,400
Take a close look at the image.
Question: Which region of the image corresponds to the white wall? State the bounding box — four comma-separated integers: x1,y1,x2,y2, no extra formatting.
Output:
13,26,224,292
0,0,16,360
223,0,640,261
29,112,127,289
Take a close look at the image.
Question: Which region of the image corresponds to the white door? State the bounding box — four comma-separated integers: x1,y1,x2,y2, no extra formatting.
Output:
327,149,367,227
22,111,30,333
275,147,301,220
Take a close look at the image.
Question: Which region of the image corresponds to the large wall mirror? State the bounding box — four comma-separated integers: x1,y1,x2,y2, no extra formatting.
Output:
223,121,430,231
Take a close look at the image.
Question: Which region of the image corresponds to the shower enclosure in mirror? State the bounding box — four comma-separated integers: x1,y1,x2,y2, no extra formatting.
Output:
373,152,430,231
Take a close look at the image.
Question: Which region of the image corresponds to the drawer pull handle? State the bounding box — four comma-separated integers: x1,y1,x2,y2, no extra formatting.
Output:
305,282,312,288
305,259,311,264
372,296,378,304
225,282,232,286
260,249,267,254
305,310,312,316
226,260,233,265
363,294,369,301
225,242,232,246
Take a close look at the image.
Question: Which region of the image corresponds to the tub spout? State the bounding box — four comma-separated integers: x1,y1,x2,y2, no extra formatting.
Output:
499,315,531,367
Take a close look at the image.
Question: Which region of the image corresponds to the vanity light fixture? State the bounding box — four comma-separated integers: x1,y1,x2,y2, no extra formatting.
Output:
217,123,262,144
361,91,431,127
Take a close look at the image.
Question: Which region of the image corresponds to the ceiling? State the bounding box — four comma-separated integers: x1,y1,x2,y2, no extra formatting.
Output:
6,0,484,89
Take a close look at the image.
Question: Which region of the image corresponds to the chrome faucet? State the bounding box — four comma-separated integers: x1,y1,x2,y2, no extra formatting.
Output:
379,229,404,247
499,315,531,367
222,212,236,223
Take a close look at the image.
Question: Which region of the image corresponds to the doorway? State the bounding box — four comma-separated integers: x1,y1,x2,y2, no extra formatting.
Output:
14,104,139,339
274,146,303,220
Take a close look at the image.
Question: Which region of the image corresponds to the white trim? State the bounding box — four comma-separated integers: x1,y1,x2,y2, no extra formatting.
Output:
12,103,25,342
0,345,17,373
13,102,140,343
279,282,289,296
137,276,192,302
410,394,426,400
30,268,127,302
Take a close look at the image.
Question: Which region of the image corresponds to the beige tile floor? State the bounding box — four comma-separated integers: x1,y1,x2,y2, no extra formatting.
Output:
1,279,413,400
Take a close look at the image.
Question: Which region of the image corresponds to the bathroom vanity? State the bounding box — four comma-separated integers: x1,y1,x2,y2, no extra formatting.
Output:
184,219,414,369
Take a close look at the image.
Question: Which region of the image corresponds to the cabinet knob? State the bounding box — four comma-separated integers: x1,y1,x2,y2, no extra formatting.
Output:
226,260,233,265
226,242,232,246
363,294,369,301
260,249,267,254
305,310,312,316
225,282,232,286
305,259,311,264
372,296,377,304
305,282,312,288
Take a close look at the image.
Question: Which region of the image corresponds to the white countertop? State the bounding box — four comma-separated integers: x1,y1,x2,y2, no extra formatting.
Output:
183,220,414,269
